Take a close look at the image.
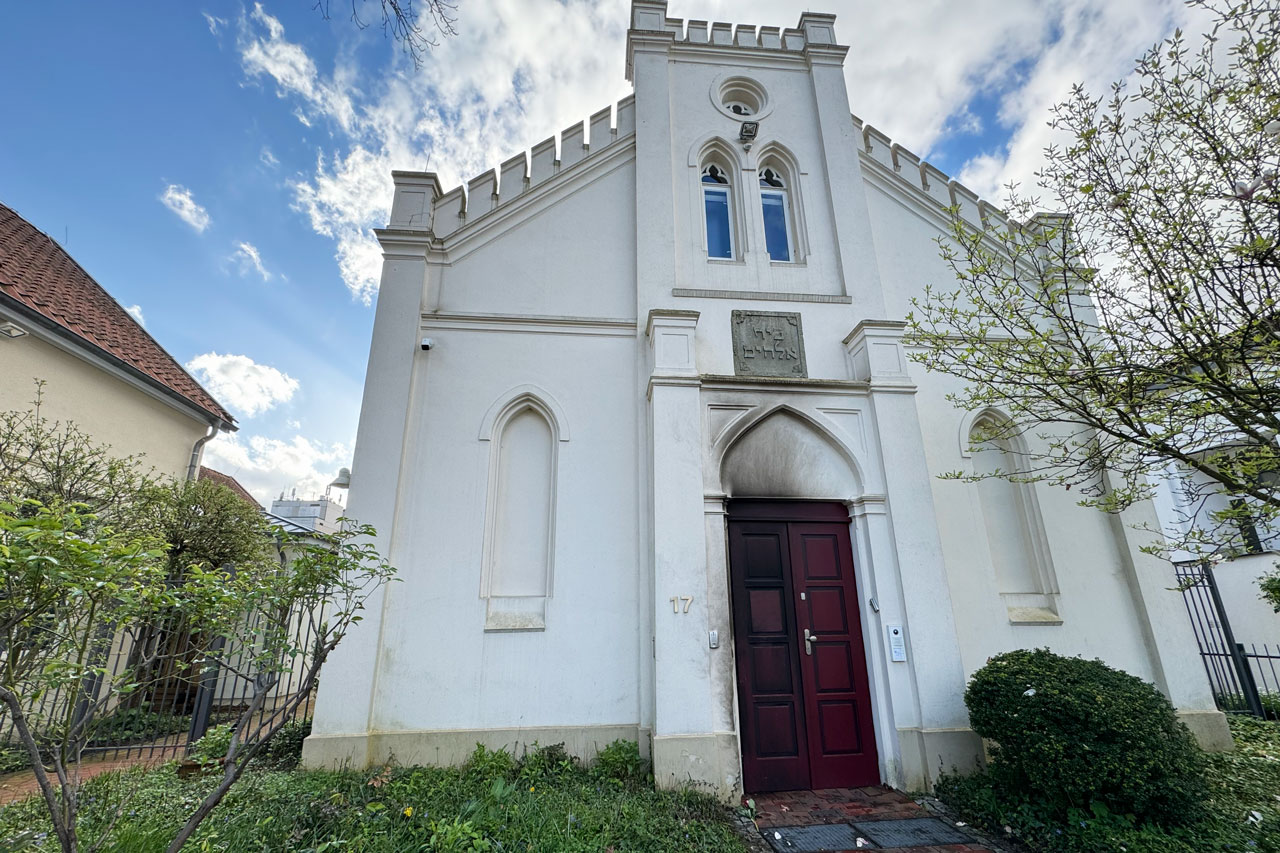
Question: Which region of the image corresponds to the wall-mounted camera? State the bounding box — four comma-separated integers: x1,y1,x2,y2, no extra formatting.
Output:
420,337,435,351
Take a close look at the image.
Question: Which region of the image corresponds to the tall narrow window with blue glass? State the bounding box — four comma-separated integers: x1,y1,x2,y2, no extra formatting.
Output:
759,166,792,262
702,163,733,259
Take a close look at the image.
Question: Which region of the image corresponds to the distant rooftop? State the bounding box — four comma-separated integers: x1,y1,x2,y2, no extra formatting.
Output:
198,466,260,509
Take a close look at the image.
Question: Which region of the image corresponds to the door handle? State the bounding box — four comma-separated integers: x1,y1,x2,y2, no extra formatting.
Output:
804,628,819,656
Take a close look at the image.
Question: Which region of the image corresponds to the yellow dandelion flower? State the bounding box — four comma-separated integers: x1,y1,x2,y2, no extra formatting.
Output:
403,806,413,817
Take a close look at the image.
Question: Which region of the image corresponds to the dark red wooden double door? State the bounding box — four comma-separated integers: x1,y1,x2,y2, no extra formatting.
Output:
728,501,879,793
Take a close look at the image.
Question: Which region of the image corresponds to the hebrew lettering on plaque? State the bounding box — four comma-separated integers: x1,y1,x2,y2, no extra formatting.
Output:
731,310,807,378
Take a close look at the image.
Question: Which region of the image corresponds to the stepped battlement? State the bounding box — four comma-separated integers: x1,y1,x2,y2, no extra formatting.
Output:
626,0,843,81
853,115,1009,234
385,95,636,239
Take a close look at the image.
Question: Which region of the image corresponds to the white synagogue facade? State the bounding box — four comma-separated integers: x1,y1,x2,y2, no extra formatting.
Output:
304,1,1231,798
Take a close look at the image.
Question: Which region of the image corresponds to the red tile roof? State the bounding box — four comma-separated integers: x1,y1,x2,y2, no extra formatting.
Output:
0,202,234,426
198,466,261,509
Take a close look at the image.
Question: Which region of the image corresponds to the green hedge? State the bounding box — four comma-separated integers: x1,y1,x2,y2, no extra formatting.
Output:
964,648,1207,827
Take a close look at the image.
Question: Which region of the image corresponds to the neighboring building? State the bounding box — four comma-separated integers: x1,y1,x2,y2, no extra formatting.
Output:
269,492,345,535
1151,465,1280,648
306,1,1230,798
0,203,235,479
200,465,262,509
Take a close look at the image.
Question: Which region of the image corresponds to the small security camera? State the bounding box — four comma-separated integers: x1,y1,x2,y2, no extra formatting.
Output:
420,337,435,351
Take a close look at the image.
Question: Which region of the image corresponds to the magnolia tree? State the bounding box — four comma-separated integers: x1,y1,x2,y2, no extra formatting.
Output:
907,0,1280,602
315,0,459,67
164,521,393,853
0,403,394,853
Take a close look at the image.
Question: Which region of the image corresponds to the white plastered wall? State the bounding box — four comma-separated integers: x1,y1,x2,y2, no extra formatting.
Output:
305,144,648,770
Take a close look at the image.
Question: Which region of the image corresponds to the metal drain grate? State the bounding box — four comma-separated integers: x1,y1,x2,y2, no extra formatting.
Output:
851,817,974,847
764,823,876,851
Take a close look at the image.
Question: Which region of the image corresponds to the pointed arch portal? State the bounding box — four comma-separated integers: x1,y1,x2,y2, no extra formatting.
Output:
716,407,878,792
720,407,861,500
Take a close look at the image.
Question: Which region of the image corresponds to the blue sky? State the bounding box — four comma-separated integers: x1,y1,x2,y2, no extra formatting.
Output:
0,0,1208,502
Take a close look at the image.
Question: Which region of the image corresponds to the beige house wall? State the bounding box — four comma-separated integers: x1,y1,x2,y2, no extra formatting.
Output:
0,331,211,480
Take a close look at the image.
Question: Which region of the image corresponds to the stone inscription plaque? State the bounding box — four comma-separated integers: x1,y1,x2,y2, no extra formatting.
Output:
731,310,807,378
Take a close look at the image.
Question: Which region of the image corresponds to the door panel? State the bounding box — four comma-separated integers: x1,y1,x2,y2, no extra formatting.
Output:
790,522,880,789
729,521,810,792
729,503,879,793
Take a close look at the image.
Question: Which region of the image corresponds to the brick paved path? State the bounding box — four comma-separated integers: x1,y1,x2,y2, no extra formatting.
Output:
749,787,996,852
0,747,182,806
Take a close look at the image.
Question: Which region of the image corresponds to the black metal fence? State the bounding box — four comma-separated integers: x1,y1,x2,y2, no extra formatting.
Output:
0,600,319,774
1176,560,1278,719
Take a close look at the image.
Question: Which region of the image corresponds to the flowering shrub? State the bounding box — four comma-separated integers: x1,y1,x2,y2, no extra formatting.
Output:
964,648,1207,827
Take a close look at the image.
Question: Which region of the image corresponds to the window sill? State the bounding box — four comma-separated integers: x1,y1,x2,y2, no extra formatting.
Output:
1007,606,1063,626
705,257,746,265
483,597,547,632
673,287,851,304
1003,592,1061,626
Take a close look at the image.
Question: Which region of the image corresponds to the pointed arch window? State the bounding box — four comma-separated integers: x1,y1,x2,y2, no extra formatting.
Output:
759,166,793,262
702,163,734,259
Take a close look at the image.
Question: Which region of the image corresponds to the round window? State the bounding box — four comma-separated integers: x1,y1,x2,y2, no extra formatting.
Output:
712,76,772,121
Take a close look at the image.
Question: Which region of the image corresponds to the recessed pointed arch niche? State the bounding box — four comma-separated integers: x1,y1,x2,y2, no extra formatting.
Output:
478,386,568,631
719,407,861,500
963,408,1060,624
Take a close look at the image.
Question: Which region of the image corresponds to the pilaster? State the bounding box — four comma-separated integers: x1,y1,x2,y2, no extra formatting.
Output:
805,39,884,311
843,322,973,771
304,176,439,769
1105,485,1232,750
645,310,736,793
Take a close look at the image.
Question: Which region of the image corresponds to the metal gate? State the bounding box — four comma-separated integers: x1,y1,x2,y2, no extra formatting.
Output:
1175,560,1279,719
0,601,318,774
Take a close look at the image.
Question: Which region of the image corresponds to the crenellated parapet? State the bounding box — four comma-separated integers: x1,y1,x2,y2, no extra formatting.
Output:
852,114,1012,235
626,0,844,81
416,94,637,240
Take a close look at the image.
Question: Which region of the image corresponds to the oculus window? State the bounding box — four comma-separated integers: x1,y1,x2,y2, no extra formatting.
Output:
759,167,793,262
702,163,734,259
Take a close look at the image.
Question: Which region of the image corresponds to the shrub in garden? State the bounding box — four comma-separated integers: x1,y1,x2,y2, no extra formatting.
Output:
190,724,234,768
964,648,1207,826
593,739,649,785
465,743,516,779
255,717,312,770
515,741,576,780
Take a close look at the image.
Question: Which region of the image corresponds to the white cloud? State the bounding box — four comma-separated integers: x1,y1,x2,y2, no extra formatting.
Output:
260,146,279,167
235,0,630,303
159,184,211,233
229,0,1217,299
203,12,227,35
231,241,272,281
201,431,349,506
186,352,298,417
240,2,356,130
953,0,1211,201
124,304,145,326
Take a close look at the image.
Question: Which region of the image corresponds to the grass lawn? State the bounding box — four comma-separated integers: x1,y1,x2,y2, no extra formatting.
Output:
937,715,1280,852
0,743,746,852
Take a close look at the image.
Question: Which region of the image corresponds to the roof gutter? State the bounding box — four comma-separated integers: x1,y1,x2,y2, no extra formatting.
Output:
0,293,237,432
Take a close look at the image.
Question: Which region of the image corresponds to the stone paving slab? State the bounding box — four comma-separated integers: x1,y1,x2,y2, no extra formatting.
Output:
746,787,996,853
851,818,976,847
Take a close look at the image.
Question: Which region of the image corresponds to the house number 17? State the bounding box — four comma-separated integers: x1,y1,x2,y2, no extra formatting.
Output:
670,596,693,614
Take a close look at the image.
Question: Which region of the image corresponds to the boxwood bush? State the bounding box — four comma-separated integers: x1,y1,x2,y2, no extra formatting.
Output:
965,648,1207,827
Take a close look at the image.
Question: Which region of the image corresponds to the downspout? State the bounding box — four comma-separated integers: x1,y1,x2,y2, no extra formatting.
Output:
186,423,219,482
